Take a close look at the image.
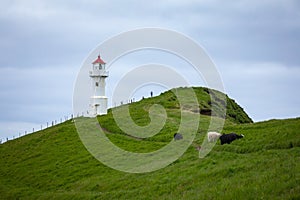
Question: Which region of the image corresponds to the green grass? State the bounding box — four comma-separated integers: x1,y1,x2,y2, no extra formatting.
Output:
0,87,299,199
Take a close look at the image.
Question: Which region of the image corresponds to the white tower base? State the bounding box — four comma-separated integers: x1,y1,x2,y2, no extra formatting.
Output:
89,96,108,117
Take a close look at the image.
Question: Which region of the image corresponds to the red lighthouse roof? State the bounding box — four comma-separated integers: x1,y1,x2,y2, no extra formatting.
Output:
92,55,106,64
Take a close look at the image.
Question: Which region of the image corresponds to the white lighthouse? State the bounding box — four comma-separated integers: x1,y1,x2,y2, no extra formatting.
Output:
89,55,109,117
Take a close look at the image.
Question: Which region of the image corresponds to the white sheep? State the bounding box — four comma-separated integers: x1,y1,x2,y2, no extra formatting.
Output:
207,131,222,142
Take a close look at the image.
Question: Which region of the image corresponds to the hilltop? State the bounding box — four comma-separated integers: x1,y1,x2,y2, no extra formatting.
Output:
0,87,299,199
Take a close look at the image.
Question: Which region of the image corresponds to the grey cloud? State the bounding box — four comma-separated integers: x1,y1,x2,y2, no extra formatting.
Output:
0,67,75,122
220,62,300,121
0,0,300,140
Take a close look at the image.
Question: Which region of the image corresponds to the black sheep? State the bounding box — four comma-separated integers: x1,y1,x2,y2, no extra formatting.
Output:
174,133,183,140
219,133,244,145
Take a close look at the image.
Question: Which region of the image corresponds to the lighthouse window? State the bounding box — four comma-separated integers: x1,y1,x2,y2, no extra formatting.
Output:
95,82,99,87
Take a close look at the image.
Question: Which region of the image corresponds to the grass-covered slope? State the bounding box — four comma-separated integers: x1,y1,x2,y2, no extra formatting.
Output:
99,87,252,137
144,87,253,123
0,87,299,199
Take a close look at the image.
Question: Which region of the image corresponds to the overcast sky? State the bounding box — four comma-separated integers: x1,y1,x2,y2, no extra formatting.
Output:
1,0,300,141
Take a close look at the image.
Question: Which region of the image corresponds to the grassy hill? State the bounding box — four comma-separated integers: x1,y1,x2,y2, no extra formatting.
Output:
0,87,299,199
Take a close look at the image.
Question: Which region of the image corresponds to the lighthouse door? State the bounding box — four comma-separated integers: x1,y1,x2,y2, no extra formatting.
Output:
95,104,100,115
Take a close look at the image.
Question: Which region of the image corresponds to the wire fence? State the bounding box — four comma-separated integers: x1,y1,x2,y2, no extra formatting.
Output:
0,113,78,144
0,93,153,144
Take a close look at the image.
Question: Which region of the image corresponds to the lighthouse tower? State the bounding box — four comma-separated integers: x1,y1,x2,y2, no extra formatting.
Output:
89,55,109,117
